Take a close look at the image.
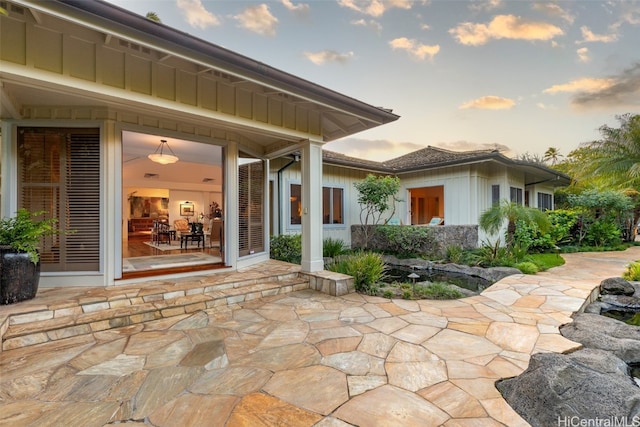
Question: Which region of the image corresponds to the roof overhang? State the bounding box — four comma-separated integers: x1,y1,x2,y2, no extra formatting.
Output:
3,0,399,147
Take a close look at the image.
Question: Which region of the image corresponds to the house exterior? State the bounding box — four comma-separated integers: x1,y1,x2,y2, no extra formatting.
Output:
0,0,398,287
274,146,571,247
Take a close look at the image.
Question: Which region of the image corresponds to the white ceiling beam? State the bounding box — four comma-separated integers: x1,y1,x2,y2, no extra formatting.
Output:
0,82,22,119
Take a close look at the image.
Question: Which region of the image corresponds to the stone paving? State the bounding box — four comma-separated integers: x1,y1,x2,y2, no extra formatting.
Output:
0,248,638,426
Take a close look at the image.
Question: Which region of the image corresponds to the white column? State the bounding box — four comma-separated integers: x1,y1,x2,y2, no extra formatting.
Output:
300,141,324,272
225,141,239,269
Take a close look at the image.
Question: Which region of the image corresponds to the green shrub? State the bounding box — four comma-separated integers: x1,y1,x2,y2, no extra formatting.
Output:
382,290,394,299
514,261,539,274
416,282,463,300
326,251,386,294
376,225,437,258
584,220,621,248
323,237,347,258
622,261,640,281
547,209,579,246
476,239,511,267
445,244,464,264
269,234,302,264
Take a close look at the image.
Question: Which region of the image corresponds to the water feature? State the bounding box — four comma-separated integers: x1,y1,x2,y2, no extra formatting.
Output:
601,309,640,326
385,267,492,293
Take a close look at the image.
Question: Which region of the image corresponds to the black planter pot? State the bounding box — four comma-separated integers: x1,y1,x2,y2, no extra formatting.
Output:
0,246,41,305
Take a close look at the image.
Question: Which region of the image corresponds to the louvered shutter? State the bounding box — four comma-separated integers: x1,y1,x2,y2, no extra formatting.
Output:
18,128,100,272
238,156,264,257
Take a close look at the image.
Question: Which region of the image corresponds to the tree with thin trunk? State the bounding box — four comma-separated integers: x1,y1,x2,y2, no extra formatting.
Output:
543,147,562,165
354,174,401,249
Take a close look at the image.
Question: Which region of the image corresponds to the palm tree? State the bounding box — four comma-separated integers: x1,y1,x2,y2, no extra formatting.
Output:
145,11,161,22
479,200,550,247
575,114,640,190
543,147,562,165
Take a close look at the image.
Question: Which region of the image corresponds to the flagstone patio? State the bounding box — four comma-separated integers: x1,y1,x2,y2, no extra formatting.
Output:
0,248,638,426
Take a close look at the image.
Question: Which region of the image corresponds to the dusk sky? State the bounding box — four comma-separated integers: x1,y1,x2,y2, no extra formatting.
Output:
104,0,640,162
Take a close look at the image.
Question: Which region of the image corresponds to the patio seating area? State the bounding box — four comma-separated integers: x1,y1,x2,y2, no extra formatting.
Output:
0,248,638,426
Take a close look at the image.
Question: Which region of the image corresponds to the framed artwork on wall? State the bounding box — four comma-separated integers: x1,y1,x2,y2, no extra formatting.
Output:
180,202,194,217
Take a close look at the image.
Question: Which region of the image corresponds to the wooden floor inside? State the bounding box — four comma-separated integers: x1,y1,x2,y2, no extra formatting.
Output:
121,234,225,280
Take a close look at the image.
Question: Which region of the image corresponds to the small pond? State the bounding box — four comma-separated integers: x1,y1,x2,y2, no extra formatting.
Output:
630,363,640,382
385,267,492,293
601,309,640,326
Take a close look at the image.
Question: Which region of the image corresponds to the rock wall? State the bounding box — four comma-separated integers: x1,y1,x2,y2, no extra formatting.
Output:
496,278,640,426
350,224,478,255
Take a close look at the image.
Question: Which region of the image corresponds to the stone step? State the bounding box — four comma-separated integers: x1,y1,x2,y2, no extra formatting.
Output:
2,274,309,351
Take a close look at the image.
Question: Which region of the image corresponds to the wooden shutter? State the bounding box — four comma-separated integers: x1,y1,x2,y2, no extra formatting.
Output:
238,156,264,257
18,128,100,272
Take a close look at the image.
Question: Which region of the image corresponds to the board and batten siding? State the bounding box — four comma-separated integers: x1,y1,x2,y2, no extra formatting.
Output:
1,8,322,139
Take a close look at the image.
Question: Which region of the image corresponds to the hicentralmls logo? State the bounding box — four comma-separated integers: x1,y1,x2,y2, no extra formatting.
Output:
557,416,640,427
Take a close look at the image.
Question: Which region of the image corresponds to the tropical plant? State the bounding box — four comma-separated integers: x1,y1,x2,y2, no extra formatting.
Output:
571,114,640,190
354,174,401,248
564,189,632,245
445,244,464,264
622,261,640,281
323,237,347,258
145,11,161,22
479,200,550,247
476,239,510,267
325,251,387,294
558,114,640,236
543,147,562,165
0,209,59,263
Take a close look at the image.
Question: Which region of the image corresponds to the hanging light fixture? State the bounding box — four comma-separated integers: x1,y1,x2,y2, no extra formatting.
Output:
148,139,179,165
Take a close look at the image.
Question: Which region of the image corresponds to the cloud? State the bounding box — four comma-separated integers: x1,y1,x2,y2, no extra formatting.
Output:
234,4,278,36
543,77,615,94
304,50,354,65
389,37,440,60
570,64,640,109
459,96,516,110
323,138,423,162
281,0,309,17
576,26,618,44
177,0,220,29
449,14,564,46
351,18,383,33
532,3,575,24
576,47,590,63
469,0,503,13
337,0,412,17
536,102,557,110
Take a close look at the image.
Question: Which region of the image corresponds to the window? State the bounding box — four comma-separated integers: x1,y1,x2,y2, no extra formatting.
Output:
290,184,344,226
17,127,100,272
491,185,500,206
290,183,302,225
238,153,264,256
538,192,553,211
323,186,344,224
510,187,523,205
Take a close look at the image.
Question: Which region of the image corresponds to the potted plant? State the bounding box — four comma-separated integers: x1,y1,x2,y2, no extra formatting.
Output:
0,209,58,304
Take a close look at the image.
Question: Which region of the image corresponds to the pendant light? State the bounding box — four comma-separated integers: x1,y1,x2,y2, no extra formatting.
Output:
148,139,179,165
